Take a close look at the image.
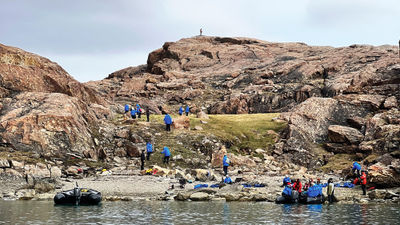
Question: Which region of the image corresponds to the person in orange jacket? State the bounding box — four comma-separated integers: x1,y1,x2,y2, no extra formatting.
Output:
292,178,302,193
360,170,367,195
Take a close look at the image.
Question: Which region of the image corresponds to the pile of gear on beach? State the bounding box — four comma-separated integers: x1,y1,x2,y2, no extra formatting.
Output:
276,162,368,204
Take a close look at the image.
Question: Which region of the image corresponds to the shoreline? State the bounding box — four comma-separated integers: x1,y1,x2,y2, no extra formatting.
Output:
1,170,399,204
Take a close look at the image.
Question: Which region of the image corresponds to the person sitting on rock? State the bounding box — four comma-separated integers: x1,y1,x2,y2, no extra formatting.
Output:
224,175,232,184
327,178,335,203
179,106,183,116
164,113,172,131
283,175,291,186
146,142,153,160
292,178,302,193
161,146,171,164
223,154,230,176
352,162,362,177
185,105,190,116
360,170,367,195
130,108,137,119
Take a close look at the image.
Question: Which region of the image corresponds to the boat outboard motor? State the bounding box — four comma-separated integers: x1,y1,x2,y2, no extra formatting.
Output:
73,182,81,206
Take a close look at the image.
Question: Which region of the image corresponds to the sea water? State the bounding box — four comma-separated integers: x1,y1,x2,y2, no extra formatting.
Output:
0,200,399,224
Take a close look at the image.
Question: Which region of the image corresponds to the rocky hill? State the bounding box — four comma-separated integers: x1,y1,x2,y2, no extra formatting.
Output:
0,36,399,189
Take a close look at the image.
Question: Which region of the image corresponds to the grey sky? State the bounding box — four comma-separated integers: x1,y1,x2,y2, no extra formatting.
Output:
1,0,399,82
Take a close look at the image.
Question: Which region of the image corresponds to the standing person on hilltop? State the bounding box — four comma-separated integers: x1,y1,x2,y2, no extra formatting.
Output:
185,105,190,116
140,150,145,170
136,104,142,118
146,141,153,160
200,28,203,36
179,106,183,116
130,107,137,119
146,107,150,122
223,154,230,176
161,146,171,164
164,113,172,131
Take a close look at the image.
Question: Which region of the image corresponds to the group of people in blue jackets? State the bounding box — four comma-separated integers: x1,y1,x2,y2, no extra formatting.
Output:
178,105,190,116
124,103,150,122
122,104,192,169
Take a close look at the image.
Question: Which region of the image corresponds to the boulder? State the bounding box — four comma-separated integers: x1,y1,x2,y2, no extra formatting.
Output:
65,166,80,176
50,166,62,178
328,125,364,144
172,116,190,129
196,111,209,119
193,169,211,182
0,158,10,168
16,189,36,200
368,189,387,200
189,192,210,201
368,162,400,188
384,96,397,109
126,144,140,157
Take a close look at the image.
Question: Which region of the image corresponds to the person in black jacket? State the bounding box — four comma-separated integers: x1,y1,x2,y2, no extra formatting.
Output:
146,107,150,122
140,151,145,170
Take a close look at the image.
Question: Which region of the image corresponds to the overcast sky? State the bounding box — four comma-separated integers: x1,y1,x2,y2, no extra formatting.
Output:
1,0,399,82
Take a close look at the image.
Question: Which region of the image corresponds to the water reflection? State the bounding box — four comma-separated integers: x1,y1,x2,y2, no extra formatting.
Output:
0,200,399,224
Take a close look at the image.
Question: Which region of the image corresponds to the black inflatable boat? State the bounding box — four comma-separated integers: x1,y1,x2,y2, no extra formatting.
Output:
299,192,325,204
54,185,102,205
275,190,299,204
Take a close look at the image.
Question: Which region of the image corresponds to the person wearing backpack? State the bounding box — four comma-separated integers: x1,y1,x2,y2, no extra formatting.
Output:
223,154,230,176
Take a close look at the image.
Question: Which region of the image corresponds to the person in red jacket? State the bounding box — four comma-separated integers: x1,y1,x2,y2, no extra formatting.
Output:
292,178,302,193
360,171,367,195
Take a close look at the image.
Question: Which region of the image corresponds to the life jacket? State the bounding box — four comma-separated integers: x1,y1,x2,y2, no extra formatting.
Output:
293,181,302,193
360,172,367,185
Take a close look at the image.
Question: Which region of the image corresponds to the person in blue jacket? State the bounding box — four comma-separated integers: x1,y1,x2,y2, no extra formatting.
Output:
179,106,183,116
146,142,153,160
352,162,362,177
224,176,232,184
223,155,230,176
164,113,172,131
130,108,137,119
185,105,190,116
282,185,292,198
161,147,171,164
136,104,142,118
124,104,130,113
283,175,291,186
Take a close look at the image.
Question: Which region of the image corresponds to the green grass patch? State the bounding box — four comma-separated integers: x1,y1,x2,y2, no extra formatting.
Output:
189,113,286,154
319,153,356,172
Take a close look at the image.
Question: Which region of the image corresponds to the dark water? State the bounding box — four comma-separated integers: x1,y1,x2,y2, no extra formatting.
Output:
0,200,399,225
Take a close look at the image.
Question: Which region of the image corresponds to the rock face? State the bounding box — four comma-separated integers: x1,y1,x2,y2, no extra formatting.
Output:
89,36,399,116
1,37,399,188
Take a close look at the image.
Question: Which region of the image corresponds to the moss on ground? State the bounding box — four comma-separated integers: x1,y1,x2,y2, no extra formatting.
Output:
319,154,356,172
189,113,287,154
120,113,287,169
